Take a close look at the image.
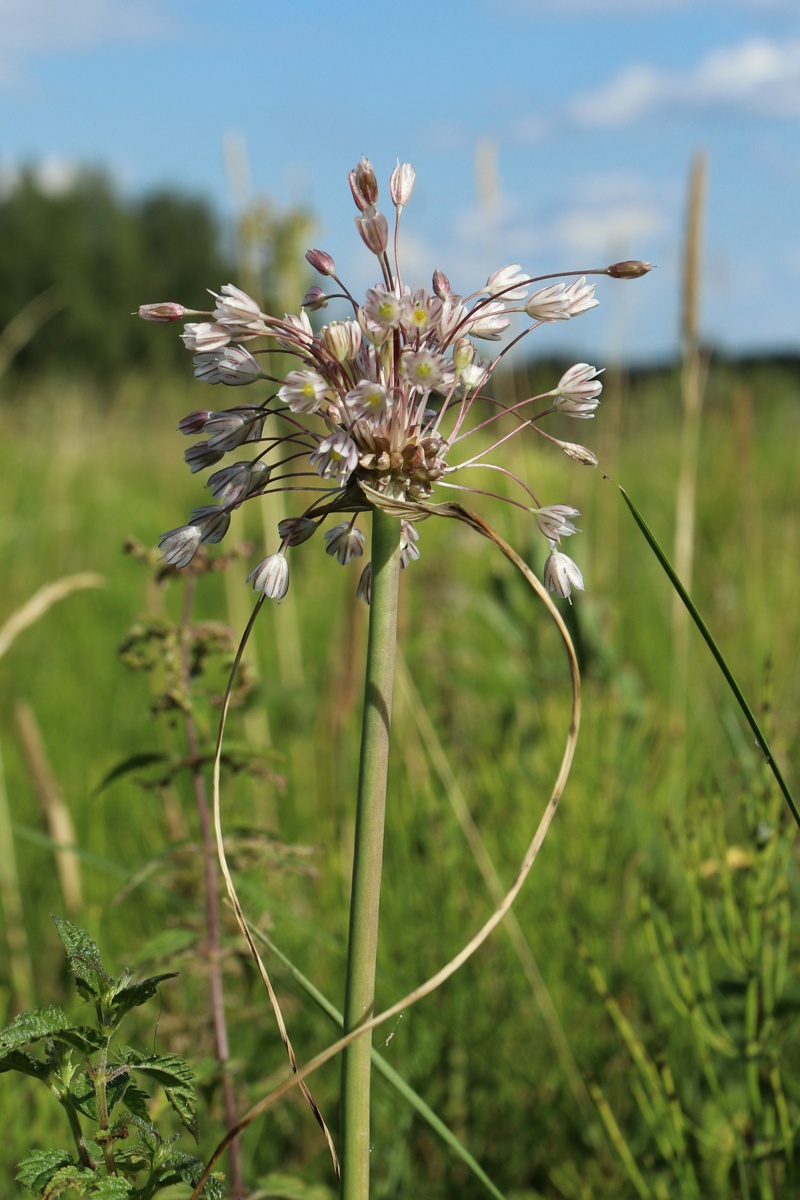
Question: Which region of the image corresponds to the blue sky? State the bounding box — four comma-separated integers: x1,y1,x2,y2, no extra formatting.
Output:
1,0,798,362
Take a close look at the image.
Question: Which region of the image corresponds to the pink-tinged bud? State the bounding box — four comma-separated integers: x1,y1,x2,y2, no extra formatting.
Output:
349,157,379,211
606,260,653,279
302,285,329,311
432,269,452,298
305,248,336,276
390,161,416,208
138,302,186,323
355,208,389,255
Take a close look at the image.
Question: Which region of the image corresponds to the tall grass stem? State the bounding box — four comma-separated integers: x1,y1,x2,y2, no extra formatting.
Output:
340,508,402,1199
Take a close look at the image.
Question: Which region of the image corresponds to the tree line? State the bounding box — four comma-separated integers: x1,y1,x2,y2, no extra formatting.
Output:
0,168,311,383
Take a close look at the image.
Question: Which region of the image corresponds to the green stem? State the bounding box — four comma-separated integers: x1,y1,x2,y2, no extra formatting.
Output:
340,508,402,1200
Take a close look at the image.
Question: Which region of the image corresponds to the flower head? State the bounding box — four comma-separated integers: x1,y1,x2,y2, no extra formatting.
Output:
140,158,648,598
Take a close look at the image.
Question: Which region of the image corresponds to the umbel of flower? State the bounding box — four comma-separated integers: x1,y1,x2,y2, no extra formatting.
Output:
139,158,650,603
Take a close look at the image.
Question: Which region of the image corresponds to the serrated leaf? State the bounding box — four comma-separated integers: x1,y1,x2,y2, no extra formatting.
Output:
43,1166,133,1198
156,1153,226,1200
118,1083,152,1122
109,972,178,1022
93,752,172,795
125,1051,198,1140
72,1067,132,1121
16,1149,71,1193
52,917,112,1003
0,1047,52,1080
0,1006,73,1052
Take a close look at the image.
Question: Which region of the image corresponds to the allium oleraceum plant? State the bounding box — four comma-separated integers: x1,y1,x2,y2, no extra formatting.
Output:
139,156,649,1200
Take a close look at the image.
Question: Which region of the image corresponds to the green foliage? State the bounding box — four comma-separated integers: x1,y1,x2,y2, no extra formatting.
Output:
0,169,234,382
2,359,800,1195
0,919,222,1199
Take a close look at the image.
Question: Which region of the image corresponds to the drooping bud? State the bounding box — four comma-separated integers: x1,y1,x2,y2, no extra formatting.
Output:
305,248,336,276
301,285,329,311
278,516,318,546
349,157,379,211
452,337,475,373
390,161,416,208
606,260,653,279
248,553,290,600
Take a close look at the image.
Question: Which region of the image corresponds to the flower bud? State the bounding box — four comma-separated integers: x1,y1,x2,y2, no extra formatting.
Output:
349,157,379,211
390,161,416,208
301,285,329,311
305,248,336,276
432,269,452,298
355,208,389,255
606,260,653,279
248,553,290,600
452,337,474,373
138,302,186,323
278,516,318,546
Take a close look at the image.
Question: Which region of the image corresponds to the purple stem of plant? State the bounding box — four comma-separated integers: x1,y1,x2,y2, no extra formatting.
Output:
181,580,243,1198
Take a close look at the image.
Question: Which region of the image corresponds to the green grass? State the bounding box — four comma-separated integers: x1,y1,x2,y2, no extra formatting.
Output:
1,360,799,1198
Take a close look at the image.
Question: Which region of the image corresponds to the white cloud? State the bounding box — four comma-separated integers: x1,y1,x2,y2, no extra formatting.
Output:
495,0,794,16
0,0,173,87
569,37,800,126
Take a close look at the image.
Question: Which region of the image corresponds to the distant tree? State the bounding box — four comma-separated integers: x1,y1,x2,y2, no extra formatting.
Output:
0,168,235,382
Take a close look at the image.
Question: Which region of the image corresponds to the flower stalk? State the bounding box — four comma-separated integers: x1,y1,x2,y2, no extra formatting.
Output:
340,507,402,1199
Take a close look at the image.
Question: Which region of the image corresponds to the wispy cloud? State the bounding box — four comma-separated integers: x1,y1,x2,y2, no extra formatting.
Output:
0,0,173,87
569,37,800,126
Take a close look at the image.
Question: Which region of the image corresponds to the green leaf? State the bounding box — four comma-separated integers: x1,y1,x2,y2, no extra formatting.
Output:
72,1068,133,1121
16,1149,71,1194
156,1153,226,1200
0,1006,73,1052
0,1048,52,1080
118,1084,152,1122
109,972,178,1022
42,1166,133,1198
93,752,172,795
123,1051,198,1140
52,917,112,1003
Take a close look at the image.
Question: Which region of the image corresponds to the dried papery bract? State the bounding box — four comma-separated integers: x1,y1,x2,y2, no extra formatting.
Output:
140,156,649,1198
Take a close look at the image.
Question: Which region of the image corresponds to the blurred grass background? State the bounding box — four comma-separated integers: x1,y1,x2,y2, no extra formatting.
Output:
1,167,800,1199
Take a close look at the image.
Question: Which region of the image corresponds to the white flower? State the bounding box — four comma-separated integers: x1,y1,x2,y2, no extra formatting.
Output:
248,553,290,600
363,285,404,330
278,370,329,414
324,523,366,565
218,345,263,385
345,380,392,421
525,283,571,322
534,505,581,541
278,516,318,546
275,309,314,351
310,431,359,483
390,161,416,207
400,348,455,395
204,407,264,451
207,460,269,505
544,550,585,601
181,323,231,352
159,524,202,568
562,277,599,317
211,284,263,325
553,363,603,418
193,351,225,384
401,289,442,338
485,264,529,301
466,300,511,341
189,505,232,544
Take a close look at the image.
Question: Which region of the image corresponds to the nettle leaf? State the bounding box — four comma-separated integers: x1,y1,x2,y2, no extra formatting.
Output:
43,1166,133,1198
16,1148,71,1193
0,1006,73,1052
55,1026,108,1056
123,1050,198,1140
118,1083,152,1122
52,917,112,1003
72,1068,132,1121
109,972,178,1022
156,1153,226,1200
0,1047,52,1080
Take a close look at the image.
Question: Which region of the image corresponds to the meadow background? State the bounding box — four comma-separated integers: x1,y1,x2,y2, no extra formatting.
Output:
2,2,800,1196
